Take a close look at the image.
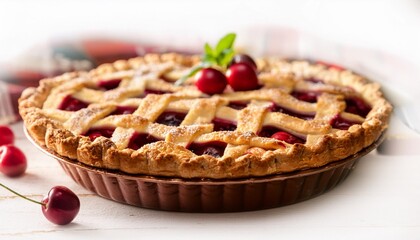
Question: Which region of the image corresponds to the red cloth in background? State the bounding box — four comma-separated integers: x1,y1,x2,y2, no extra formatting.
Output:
0,38,197,123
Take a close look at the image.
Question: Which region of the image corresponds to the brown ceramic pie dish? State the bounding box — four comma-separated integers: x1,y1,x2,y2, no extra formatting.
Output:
26,127,384,212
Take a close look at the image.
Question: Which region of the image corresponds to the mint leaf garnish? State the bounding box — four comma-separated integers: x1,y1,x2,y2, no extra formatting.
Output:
175,33,236,86
204,43,214,57
215,33,236,57
218,48,235,67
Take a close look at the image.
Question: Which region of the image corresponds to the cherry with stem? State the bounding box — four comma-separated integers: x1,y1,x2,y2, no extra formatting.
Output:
0,183,80,225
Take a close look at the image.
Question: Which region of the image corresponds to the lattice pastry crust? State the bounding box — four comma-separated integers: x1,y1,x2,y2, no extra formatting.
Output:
19,53,392,179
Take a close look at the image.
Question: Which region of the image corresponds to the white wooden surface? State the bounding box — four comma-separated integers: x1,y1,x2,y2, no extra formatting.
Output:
1,118,420,240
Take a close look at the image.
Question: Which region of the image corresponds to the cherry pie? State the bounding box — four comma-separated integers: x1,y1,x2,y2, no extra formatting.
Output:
19,53,392,179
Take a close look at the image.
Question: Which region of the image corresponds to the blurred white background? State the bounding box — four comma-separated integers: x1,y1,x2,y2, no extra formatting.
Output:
0,0,419,64
1,0,419,130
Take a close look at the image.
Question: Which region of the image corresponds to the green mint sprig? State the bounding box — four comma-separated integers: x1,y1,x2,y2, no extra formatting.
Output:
174,33,236,86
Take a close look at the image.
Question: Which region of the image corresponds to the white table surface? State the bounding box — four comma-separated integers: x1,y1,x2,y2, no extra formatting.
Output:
1,117,420,240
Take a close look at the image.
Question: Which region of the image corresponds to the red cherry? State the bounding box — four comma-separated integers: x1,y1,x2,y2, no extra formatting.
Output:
88,132,102,141
0,145,27,177
0,125,14,146
271,131,302,144
229,54,257,71
42,186,80,225
195,68,227,95
226,63,259,91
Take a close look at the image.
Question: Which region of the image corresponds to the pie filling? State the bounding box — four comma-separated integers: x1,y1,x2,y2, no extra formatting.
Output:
227,101,248,110
304,78,324,84
143,89,172,96
291,91,319,103
258,126,305,144
58,96,89,111
156,111,187,126
212,118,237,131
133,89,172,99
84,127,230,157
330,114,361,130
84,127,116,141
98,78,122,90
128,133,161,150
110,106,137,115
345,97,371,117
187,141,227,158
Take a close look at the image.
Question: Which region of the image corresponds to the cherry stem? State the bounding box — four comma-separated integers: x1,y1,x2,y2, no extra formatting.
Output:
0,182,44,206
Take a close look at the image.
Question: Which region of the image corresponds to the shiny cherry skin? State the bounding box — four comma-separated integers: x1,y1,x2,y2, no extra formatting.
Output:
0,145,27,177
271,131,301,144
41,186,80,225
229,54,257,71
226,63,259,91
0,125,14,146
195,68,227,95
